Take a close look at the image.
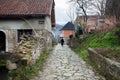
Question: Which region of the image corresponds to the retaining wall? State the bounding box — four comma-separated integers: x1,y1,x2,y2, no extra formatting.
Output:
88,48,120,80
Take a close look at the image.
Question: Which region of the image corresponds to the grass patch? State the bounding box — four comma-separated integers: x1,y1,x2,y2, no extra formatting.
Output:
72,28,120,61
73,48,88,61
9,49,53,80
52,42,58,47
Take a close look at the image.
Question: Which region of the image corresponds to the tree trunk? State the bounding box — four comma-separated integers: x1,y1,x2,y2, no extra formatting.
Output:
81,6,87,23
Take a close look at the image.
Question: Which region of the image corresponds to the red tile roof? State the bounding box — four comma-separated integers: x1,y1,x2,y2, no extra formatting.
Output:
0,0,54,16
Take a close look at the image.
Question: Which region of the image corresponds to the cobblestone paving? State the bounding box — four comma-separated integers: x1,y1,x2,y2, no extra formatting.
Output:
33,44,101,80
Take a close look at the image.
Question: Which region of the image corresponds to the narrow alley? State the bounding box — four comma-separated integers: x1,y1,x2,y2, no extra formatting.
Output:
32,44,101,80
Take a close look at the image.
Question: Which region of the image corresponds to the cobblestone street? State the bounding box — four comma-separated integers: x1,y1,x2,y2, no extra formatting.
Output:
33,44,101,80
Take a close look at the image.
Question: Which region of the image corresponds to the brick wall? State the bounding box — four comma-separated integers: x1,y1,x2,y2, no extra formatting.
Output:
62,30,75,38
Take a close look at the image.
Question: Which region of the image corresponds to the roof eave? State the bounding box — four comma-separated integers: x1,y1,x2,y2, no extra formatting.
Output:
49,0,55,16
0,13,50,18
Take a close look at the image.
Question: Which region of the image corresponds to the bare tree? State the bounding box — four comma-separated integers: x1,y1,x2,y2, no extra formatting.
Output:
69,0,94,22
66,5,76,23
105,0,120,21
92,0,106,16
69,0,94,37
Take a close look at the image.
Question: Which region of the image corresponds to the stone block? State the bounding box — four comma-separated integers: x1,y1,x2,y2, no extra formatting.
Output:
6,60,17,70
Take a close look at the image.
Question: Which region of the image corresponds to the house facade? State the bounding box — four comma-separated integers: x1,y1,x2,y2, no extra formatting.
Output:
60,22,75,42
0,0,55,52
75,15,116,33
62,30,75,38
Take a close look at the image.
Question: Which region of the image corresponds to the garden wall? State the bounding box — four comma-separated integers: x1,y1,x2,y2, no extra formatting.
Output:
88,48,120,80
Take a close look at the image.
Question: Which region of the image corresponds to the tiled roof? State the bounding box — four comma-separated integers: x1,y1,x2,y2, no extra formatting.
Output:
61,22,75,31
0,0,54,16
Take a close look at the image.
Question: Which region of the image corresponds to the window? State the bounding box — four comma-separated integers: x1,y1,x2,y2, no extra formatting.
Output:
97,19,105,23
17,29,32,42
39,19,44,24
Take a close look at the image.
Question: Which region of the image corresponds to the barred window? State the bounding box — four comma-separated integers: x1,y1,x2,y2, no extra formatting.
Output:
17,29,32,42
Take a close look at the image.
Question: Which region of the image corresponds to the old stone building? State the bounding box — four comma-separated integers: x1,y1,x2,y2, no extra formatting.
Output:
0,0,55,52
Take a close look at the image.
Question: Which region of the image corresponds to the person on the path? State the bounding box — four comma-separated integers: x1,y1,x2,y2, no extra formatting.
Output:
60,37,64,46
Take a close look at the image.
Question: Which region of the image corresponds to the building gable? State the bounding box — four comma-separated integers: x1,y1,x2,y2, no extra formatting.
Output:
61,22,75,31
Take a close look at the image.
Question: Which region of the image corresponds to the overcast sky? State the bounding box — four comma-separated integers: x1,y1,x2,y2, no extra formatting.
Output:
54,0,70,25
54,0,99,25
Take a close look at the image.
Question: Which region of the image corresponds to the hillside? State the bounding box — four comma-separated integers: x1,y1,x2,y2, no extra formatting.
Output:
72,27,120,62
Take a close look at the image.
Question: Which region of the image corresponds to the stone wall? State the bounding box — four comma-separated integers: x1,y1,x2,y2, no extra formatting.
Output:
31,29,52,64
88,48,120,80
35,29,52,50
0,28,53,69
14,29,53,65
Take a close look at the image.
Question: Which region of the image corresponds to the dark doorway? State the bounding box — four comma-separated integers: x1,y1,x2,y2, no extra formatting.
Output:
0,31,6,51
0,66,8,80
